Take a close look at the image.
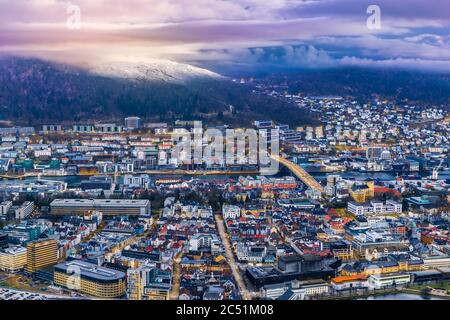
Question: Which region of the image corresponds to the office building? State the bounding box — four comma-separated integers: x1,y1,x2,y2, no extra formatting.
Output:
73,125,95,133
42,125,63,134
123,174,151,188
50,199,151,216
348,200,402,216
0,201,12,216
0,233,7,248
127,266,172,300
366,147,383,160
222,205,241,220
0,246,27,272
127,268,143,300
80,176,112,191
54,260,126,298
125,117,141,130
15,201,34,220
368,273,411,289
26,239,58,273
94,124,123,133
246,254,337,288
3,223,41,243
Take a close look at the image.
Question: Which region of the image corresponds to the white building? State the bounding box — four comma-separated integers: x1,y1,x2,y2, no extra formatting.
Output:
123,175,151,188
368,273,411,289
236,244,267,263
292,280,329,296
222,205,241,220
15,202,34,220
260,283,289,300
348,200,402,216
0,201,12,216
189,234,221,252
34,149,52,157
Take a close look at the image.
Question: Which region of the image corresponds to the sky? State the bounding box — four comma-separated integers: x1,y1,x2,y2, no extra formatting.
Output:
0,0,449,74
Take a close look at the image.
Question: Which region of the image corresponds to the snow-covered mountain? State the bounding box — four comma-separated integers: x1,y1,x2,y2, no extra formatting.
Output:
90,59,223,83
0,56,316,126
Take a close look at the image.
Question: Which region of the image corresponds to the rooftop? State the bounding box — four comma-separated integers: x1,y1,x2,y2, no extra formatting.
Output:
54,260,126,282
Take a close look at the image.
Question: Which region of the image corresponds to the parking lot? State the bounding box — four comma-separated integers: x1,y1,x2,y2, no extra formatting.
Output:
0,288,64,300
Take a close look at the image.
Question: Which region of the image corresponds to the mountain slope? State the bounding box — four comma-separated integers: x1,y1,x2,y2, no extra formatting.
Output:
254,68,450,105
91,59,223,83
0,57,317,126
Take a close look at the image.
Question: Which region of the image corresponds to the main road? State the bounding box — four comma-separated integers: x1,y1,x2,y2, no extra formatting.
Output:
214,214,252,300
169,251,184,300
270,155,324,193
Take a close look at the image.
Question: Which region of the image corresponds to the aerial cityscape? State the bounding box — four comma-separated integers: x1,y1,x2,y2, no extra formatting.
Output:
0,0,449,305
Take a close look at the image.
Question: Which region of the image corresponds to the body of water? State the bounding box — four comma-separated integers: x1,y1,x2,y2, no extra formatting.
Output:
1,170,449,188
359,293,445,300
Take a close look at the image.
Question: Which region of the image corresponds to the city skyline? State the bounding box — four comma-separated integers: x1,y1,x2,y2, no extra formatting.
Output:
0,0,449,306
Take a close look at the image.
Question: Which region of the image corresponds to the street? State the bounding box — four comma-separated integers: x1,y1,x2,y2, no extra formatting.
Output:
214,214,252,300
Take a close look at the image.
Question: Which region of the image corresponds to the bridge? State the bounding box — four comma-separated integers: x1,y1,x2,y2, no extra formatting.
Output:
271,155,324,194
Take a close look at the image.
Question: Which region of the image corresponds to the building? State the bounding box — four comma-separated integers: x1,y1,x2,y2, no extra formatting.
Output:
277,198,319,210
351,233,409,255
254,120,273,129
26,239,58,273
0,246,27,272
246,254,337,288
15,201,34,220
348,200,402,216
366,147,383,160
42,125,63,134
260,283,289,300
331,275,369,292
80,176,112,191
236,244,267,263
3,223,41,243
292,279,329,296
50,199,151,216
127,266,172,300
141,268,172,300
73,124,95,133
125,117,141,129
0,201,12,216
123,174,151,188
94,124,122,133
54,260,126,298
189,234,221,252
222,205,241,220
368,273,411,289
349,181,375,203
0,233,7,248
127,268,143,300
330,241,353,260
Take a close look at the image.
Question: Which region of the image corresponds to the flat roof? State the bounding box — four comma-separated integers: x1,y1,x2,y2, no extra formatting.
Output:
331,275,368,284
55,260,125,282
0,246,26,255
51,199,150,207
369,273,411,279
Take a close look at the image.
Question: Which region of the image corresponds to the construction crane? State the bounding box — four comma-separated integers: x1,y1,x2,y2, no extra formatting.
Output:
431,158,446,180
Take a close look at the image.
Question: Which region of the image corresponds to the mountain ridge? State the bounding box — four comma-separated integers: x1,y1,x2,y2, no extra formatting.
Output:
90,59,223,83
0,57,316,126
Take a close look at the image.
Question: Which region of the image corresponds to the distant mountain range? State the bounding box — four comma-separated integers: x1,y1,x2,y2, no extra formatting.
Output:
254,68,450,106
1,57,449,128
0,57,316,126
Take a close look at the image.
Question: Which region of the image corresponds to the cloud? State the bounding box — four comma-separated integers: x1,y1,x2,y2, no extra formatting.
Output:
0,0,449,72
